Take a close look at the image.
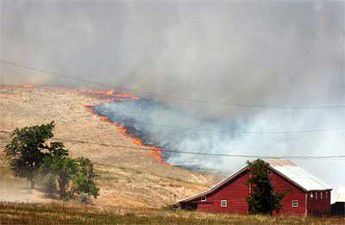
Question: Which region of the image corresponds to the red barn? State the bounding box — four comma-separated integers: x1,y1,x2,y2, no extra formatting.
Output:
179,159,332,216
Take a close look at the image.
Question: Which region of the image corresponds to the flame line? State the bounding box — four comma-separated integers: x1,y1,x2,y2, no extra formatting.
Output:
1,129,345,160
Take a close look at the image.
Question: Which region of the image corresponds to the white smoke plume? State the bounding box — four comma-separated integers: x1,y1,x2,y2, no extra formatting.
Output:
1,0,345,186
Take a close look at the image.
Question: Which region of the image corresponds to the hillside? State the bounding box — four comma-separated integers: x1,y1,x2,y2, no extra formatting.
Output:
0,85,214,208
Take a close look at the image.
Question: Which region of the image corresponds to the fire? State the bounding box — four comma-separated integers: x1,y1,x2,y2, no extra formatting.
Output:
112,123,166,164
150,147,167,165
82,89,166,165
18,84,34,88
82,88,139,102
105,89,114,96
99,116,109,121
132,138,143,146
114,124,128,136
113,93,139,101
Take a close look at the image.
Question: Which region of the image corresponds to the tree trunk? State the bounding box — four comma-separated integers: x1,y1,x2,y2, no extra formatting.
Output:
30,180,35,189
58,178,66,199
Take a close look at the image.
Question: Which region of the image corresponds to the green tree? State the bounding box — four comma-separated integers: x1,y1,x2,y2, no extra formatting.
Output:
5,121,55,188
246,159,286,215
6,122,99,201
41,155,77,199
40,147,99,200
71,157,99,201
40,141,75,198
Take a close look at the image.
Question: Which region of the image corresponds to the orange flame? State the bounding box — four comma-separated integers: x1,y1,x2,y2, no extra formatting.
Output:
82,88,139,102
18,84,34,88
106,89,114,96
83,102,167,165
99,116,109,121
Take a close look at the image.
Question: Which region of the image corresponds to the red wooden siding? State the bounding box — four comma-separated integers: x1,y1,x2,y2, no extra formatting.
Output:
196,170,250,214
270,171,306,216
307,190,331,216
182,168,331,216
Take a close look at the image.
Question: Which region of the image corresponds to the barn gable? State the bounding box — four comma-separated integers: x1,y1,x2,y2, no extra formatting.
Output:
267,159,331,192
178,159,332,216
179,166,248,203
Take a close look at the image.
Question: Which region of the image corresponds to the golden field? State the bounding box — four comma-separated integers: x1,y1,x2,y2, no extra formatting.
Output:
1,86,344,224
0,85,212,209
0,202,344,225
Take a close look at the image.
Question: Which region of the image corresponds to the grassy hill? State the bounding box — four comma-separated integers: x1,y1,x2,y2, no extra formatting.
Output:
0,86,214,208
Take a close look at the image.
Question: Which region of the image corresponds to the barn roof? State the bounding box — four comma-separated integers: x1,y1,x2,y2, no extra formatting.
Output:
179,159,331,203
333,186,345,203
267,159,331,192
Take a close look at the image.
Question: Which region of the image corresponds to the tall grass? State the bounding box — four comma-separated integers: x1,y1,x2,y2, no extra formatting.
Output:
0,202,344,225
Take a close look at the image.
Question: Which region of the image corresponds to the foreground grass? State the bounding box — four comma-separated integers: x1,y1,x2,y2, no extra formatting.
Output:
0,203,345,225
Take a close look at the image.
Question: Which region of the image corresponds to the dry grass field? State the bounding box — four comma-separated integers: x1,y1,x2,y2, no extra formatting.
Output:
0,85,212,209
1,86,344,224
0,202,344,225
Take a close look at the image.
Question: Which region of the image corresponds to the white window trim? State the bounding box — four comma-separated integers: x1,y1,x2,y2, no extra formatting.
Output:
220,200,228,208
201,196,207,202
292,200,299,208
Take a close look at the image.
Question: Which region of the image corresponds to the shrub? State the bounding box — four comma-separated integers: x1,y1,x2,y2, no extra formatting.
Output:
246,159,286,215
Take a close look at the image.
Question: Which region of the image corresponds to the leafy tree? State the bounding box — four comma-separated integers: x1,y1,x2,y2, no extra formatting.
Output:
6,122,99,201
71,157,99,201
41,154,77,198
246,159,286,215
5,121,55,188
40,146,99,200
39,141,70,197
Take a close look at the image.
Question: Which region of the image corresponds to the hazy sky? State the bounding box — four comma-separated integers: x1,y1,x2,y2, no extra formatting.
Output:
1,0,345,187
1,0,344,110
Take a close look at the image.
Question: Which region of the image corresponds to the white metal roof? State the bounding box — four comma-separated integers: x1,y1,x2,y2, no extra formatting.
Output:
178,159,331,203
333,186,345,203
267,159,332,191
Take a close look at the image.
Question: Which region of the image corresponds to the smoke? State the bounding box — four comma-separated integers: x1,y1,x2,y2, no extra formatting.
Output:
1,1,345,186
94,98,345,185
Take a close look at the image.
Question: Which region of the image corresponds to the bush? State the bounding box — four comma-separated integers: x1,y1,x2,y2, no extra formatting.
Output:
246,159,286,215
71,157,99,201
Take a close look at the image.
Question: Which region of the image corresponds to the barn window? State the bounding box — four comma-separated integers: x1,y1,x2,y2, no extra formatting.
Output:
220,200,228,208
315,192,318,200
310,193,314,199
320,192,323,199
291,200,299,208
325,192,328,199
201,196,207,202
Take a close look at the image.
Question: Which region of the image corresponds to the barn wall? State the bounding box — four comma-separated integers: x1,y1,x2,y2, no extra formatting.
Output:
307,190,331,216
194,169,307,215
187,167,329,217
196,170,249,214
270,171,306,216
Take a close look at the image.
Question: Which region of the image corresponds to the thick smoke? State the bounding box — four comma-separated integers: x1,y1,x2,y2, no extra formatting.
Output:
1,1,345,186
